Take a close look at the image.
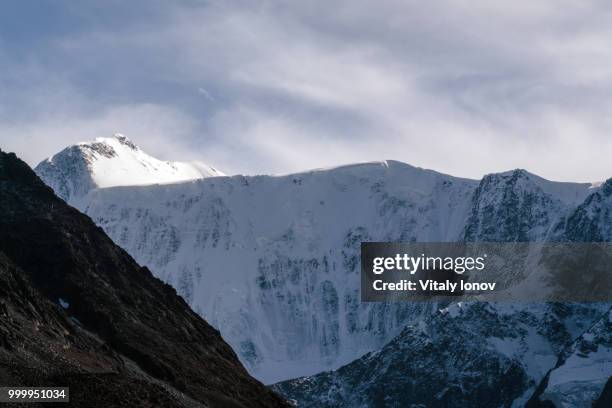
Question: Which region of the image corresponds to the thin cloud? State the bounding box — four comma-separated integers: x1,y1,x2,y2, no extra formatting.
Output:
0,1,611,181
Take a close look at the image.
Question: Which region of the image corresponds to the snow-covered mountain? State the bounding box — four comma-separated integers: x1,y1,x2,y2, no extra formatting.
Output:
35,134,224,204
272,171,611,407
34,137,611,405
465,169,591,242
62,159,477,383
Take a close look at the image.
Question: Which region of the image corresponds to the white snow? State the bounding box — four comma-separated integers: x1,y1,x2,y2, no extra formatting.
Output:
82,134,224,188
548,348,610,387
539,309,612,407
58,298,70,309
73,159,476,383
35,134,224,205
495,169,591,205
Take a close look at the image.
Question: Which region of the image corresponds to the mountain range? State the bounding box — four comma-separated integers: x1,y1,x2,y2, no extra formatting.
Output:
32,134,611,406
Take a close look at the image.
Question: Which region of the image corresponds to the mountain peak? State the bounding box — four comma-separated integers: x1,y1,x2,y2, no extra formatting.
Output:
481,168,591,205
495,168,530,177
35,135,224,204
111,132,138,150
602,178,612,196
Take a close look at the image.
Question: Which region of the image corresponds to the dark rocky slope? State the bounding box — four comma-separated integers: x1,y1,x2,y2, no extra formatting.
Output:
0,149,287,407
272,303,608,407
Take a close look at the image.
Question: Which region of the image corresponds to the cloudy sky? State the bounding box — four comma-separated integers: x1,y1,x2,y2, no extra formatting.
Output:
1,0,611,181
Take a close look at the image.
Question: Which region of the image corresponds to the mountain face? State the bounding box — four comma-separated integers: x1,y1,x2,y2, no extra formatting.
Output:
0,149,286,407
465,170,591,242
273,171,611,407
55,159,478,383
35,134,223,205
35,139,611,405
